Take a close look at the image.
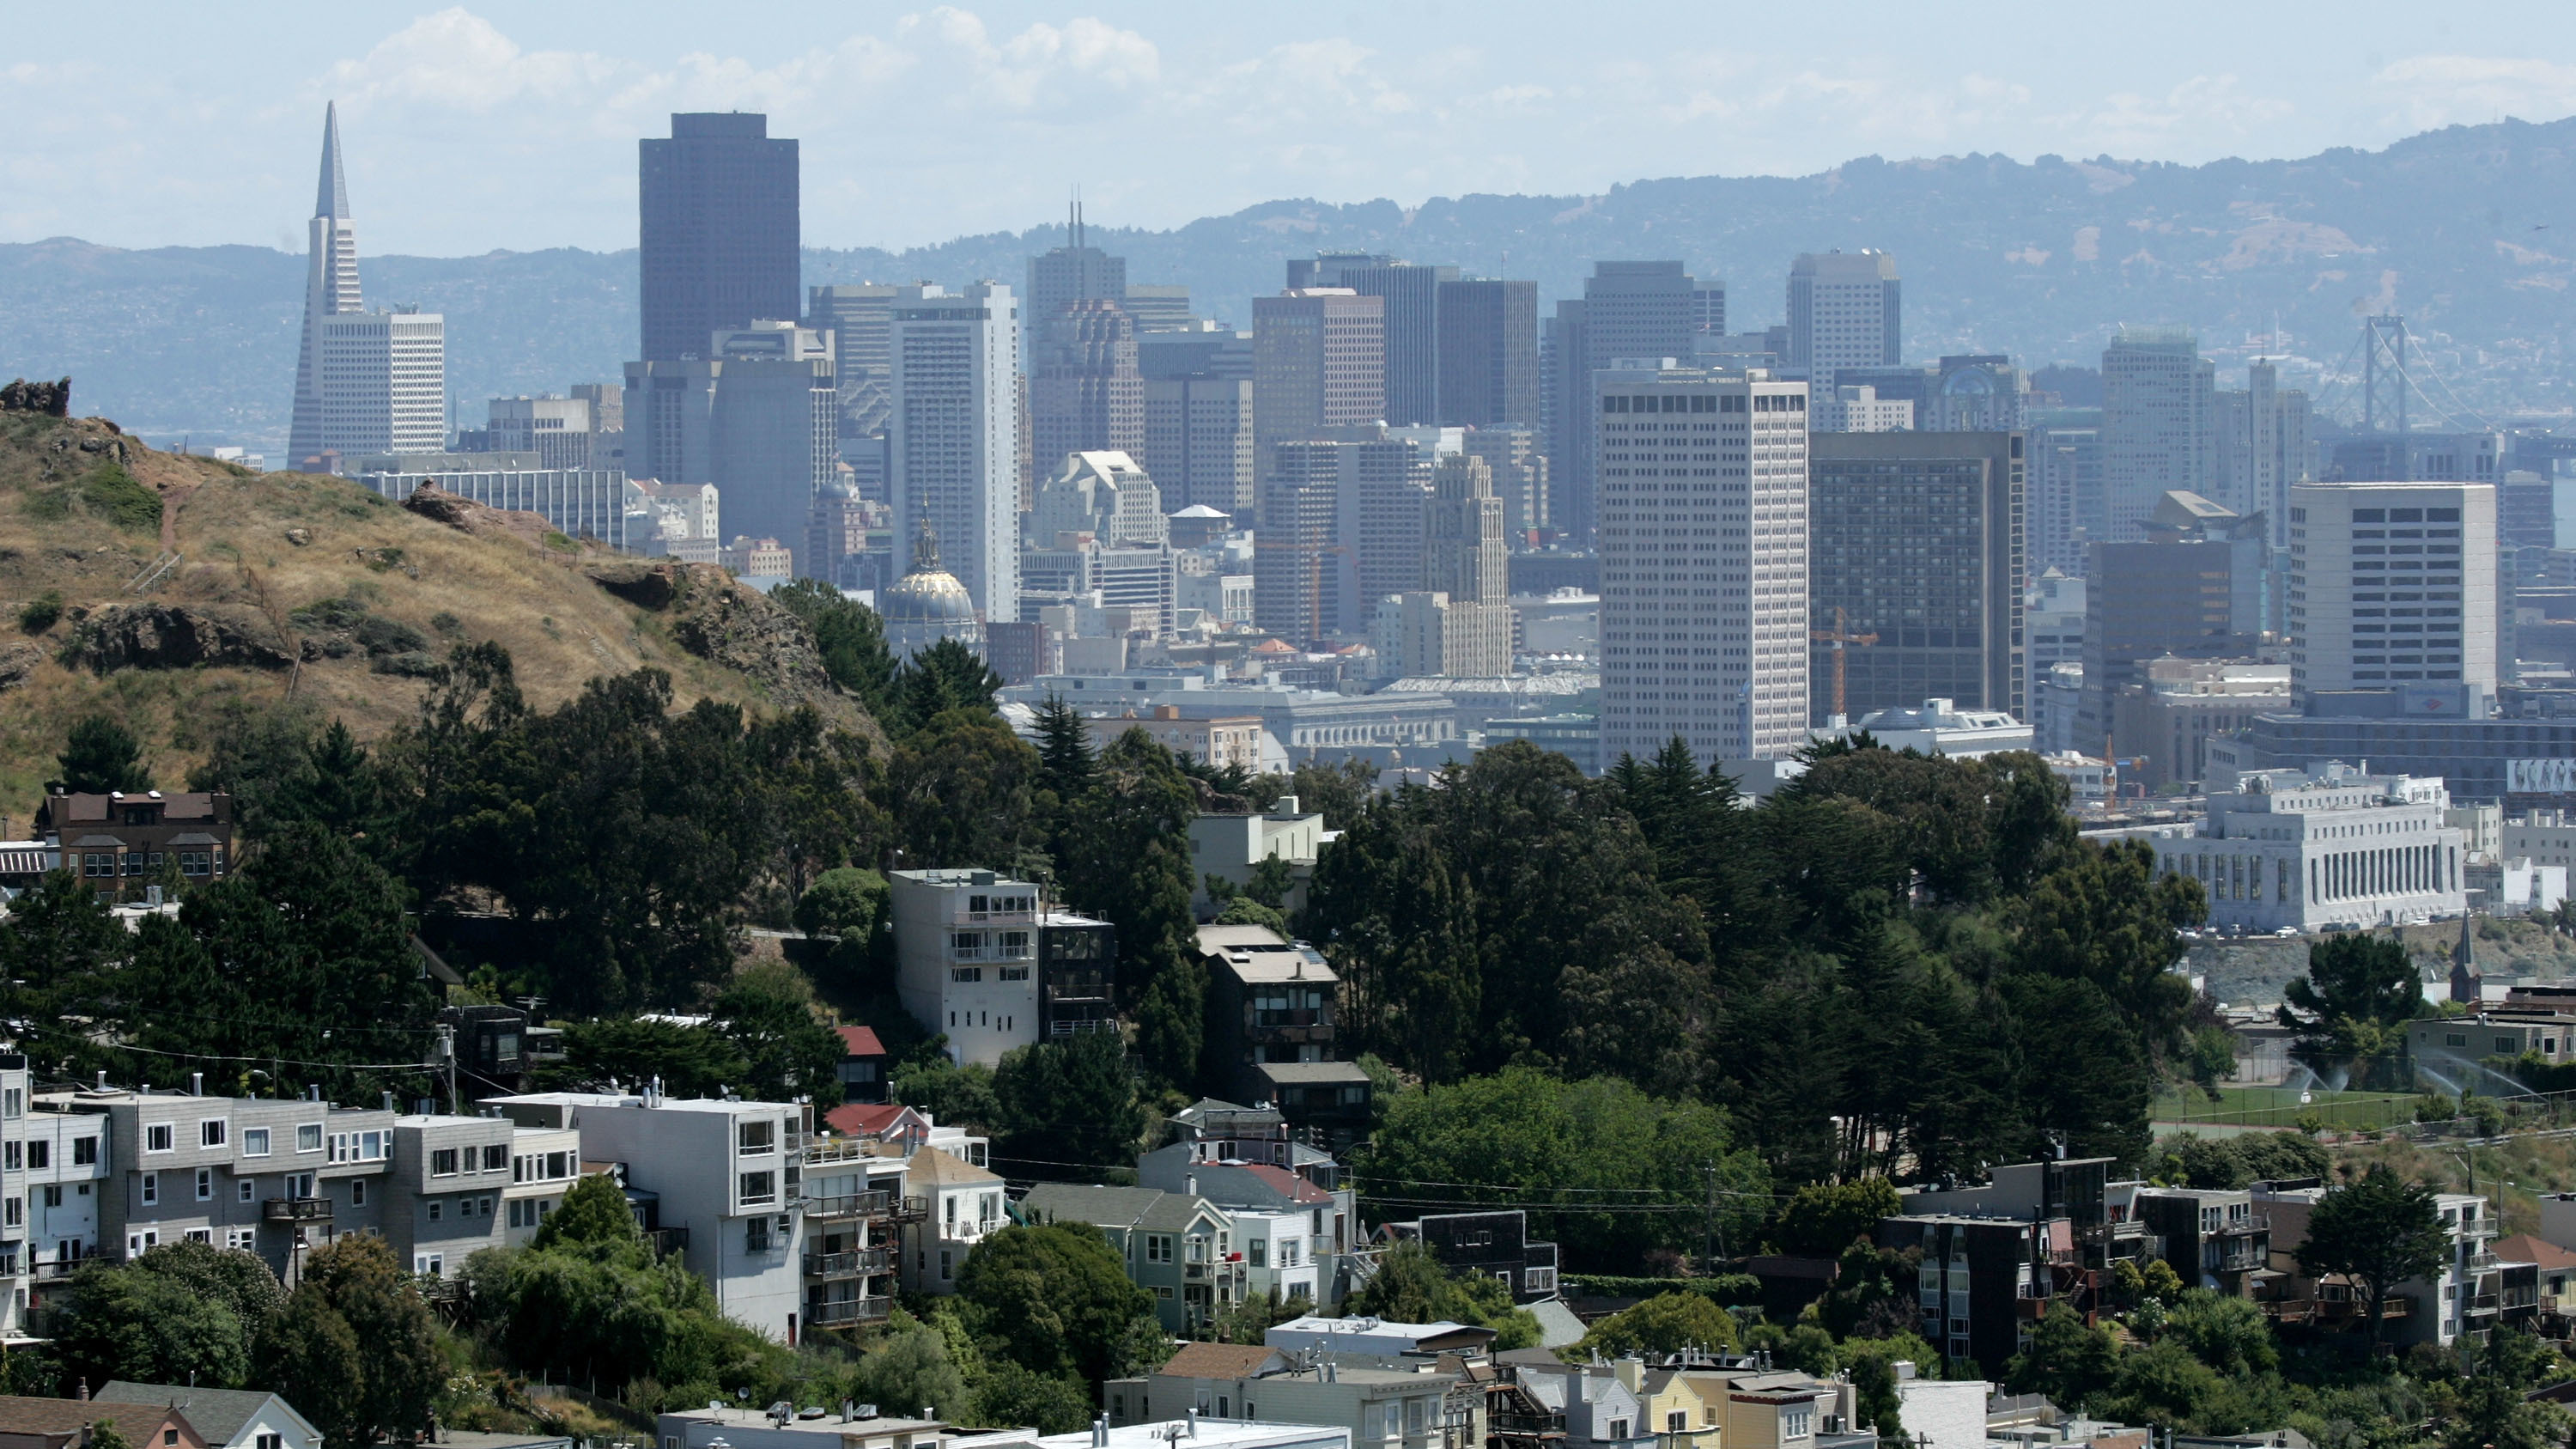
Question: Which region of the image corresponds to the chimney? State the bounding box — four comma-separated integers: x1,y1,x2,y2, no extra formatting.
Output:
78,1377,88,1401
94,1071,106,1091
191,1072,204,1096
382,1091,396,1112
1186,1174,1198,1198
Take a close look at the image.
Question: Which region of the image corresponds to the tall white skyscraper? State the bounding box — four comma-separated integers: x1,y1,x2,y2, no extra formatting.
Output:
287,103,445,466
890,283,1022,624
2101,328,2214,542
2287,481,2496,703
1597,365,1811,767
1784,252,1899,402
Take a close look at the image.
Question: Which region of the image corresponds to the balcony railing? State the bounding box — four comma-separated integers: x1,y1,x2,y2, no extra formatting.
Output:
805,1139,877,1167
264,1197,331,1222
805,1190,894,1220
890,1195,931,1223
2465,1293,2502,1315
808,1296,893,1326
646,1227,690,1257
805,1247,894,1279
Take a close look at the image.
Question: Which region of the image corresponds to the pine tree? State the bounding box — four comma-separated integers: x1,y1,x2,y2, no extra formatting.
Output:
57,715,151,794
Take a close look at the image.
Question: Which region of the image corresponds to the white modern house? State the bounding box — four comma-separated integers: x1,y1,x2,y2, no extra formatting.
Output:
890,869,1116,1067
486,1091,810,1342
902,1146,1008,1294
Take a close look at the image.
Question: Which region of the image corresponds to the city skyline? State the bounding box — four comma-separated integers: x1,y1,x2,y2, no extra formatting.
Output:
8,4,2576,255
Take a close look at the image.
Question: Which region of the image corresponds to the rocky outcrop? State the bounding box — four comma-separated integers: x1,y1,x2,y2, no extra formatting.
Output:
400,484,562,550
1,378,70,417
0,641,41,691
582,559,873,736
66,602,295,673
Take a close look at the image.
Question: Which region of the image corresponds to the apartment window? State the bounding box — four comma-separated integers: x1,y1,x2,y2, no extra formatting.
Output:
1607,1421,1628,1442
145,1123,173,1154
940,1248,955,1281
738,1120,776,1154
1406,1398,1426,1435
1249,1239,1267,1267
240,1128,271,1158
482,1145,508,1172
258,1434,283,1449
739,1171,778,1206
228,1228,255,1251
200,1119,228,1148
73,1137,96,1166
430,1148,459,1177
23,1141,45,1172
1,1088,17,1120
297,1124,322,1154
1785,1409,1814,1440
1,1199,18,1229
1,1143,15,1172
350,1180,367,1207
39,1185,59,1209
428,1201,443,1222
415,1253,443,1275
1668,1414,1688,1434
746,1217,774,1252
140,1173,158,1207
1146,1234,1174,1263
238,1179,256,1203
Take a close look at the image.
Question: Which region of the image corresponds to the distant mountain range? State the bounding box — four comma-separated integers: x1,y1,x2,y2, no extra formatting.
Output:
8,115,2576,451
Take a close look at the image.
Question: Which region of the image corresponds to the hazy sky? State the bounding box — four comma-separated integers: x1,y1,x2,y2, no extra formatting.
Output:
10,3,2576,255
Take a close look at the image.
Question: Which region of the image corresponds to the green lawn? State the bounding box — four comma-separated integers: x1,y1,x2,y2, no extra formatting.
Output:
2154,1084,2423,1131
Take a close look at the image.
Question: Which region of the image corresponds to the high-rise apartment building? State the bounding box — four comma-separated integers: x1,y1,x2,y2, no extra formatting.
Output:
1596,366,1811,765
1785,251,1901,403
1252,290,1385,482
2287,482,2497,702
622,320,838,575
2101,328,2214,542
1435,278,1538,431
287,104,446,467
890,283,1022,624
2031,411,2103,576
639,114,799,363
1030,300,1144,474
1541,262,1700,545
1143,376,1255,518
1807,432,2026,725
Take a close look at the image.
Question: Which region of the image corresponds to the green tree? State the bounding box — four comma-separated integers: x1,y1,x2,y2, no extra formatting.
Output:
86,1423,131,1449
796,867,890,940
2003,1301,2117,1411
1212,894,1288,933
955,1224,1164,1386
547,1017,750,1099
848,1309,970,1422
975,1362,1095,1434
882,710,1042,873
1346,1241,1543,1350
258,1235,442,1449
890,638,1005,735
0,867,128,1029
711,961,846,1108
1254,759,1379,830
2295,1165,2450,1351
993,1031,1145,1176
51,1241,283,1391
1055,731,1202,1087
535,1172,644,1251
2163,1288,2279,1377
2443,1328,2571,1449
1564,1292,1741,1360
774,580,898,721
1357,1068,1771,1269
893,1057,1004,1134
58,715,151,794
1772,1179,1904,1258
2280,935,2421,1065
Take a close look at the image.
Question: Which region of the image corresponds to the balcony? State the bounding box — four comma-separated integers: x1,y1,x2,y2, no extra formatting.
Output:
264,1197,331,1223
805,1139,877,1167
805,1247,894,1280
889,1195,931,1223
2464,1293,2502,1316
805,1189,894,1220
808,1296,893,1326
646,1227,690,1257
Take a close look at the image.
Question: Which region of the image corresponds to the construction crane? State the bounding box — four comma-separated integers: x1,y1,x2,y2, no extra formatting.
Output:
1809,606,1878,721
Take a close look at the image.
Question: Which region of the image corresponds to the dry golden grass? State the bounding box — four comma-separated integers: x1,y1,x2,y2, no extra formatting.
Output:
0,411,843,825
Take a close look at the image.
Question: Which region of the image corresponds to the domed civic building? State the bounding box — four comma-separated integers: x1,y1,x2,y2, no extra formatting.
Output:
881,521,984,661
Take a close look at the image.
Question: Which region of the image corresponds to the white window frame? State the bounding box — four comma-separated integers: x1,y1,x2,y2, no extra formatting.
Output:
144,1123,173,1154
297,1123,323,1154
199,1118,228,1148
241,1128,271,1158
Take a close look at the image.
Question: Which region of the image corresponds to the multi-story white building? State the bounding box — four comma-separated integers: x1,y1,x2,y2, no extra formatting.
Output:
1595,364,1810,767
2025,569,2087,748
889,869,1117,1068
892,283,1023,624
2142,761,2467,932
477,394,610,471
1812,385,1913,433
2286,480,2497,702
357,460,634,549
2101,328,2213,543
485,1091,812,1342
904,1146,1007,1294
1784,251,1899,404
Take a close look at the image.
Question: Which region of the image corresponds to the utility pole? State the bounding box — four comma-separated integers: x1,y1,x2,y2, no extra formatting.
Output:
1703,1160,1722,1275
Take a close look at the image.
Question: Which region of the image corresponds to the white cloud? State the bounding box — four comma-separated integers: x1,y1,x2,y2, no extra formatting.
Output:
2372,54,2576,132
323,9,620,112
2063,75,2295,155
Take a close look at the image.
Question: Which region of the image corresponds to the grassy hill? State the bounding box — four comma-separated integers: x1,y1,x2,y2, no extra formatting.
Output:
0,405,875,829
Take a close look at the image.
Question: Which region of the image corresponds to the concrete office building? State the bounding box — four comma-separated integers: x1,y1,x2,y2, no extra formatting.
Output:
1030,450,1166,548
2143,763,2467,933
1806,431,2026,724
1122,284,1194,332
1026,220,1127,349
1291,258,1452,428
640,113,799,363
1386,453,1515,678
1595,365,1811,765
357,459,635,549
1144,376,1255,518
2081,491,2269,751
1030,299,1144,471
2031,414,2102,577
1812,386,1914,434
1436,278,1538,429
1541,262,1701,545
471,395,612,471
1461,428,1548,541
623,321,838,576
890,283,1022,624
806,283,899,439
2208,359,2312,544
1142,328,1255,384
2287,481,2496,701
286,105,447,467
888,870,1115,1067
485,1092,813,1340
1926,355,2027,433
2102,328,2215,541
1785,251,1901,405
1255,430,1417,645
2111,660,2294,794
1252,290,1386,488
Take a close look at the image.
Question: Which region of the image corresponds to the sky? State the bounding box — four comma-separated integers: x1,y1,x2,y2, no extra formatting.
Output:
9,3,2576,256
